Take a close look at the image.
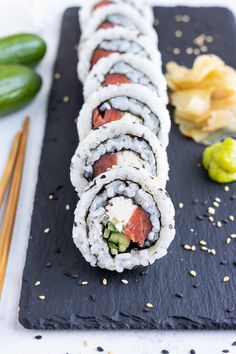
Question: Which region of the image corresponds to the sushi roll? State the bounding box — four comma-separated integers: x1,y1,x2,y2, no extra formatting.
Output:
71,120,169,196
73,167,175,272
77,84,171,147
83,53,168,102
79,0,154,32
78,27,162,82
80,4,157,44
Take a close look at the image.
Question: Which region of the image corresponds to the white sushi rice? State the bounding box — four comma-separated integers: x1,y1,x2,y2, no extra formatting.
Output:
71,120,169,196
77,84,171,147
83,53,168,102
73,167,175,272
78,27,162,82
80,4,157,44
79,0,154,33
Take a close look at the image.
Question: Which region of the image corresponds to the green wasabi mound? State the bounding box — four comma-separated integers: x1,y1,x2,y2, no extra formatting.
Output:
202,138,236,183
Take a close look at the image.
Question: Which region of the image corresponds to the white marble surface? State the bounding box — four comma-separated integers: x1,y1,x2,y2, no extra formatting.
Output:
0,0,236,353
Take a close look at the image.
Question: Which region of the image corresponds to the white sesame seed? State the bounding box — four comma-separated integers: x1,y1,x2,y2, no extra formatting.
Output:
63,96,70,103
229,215,235,222
146,303,153,308
215,197,221,203
201,246,208,251
121,279,129,285
231,234,236,239
179,203,184,209
200,240,207,246
210,249,216,255
186,47,194,55
183,244,191,250
190,270,197,277
54,72,61,80
81,281,88,285
190,228,194,233
209,216,214,222
38,295,46,300
102,278,108,286
48,194,54,200
173,48,181,55
224,186,230,192
223,276,230,282
217,221,222,228
65,204,70,210
208,207,215,215
182,15,190,22
44,228,50,234
226,237,231,244
34,281,41,286
213,201,219,208
191,245,196,251
175,30,183,38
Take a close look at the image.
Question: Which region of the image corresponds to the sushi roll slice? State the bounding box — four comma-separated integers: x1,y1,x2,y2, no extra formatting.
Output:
83,53,168,102
73,167,175,272
77,84,171,147
78,27,162,82
80,4,157,44
79,0,154,32
71,120,169,196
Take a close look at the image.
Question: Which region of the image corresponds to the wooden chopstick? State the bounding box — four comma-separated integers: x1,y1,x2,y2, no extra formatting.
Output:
0,117,30,296
0,132,22,208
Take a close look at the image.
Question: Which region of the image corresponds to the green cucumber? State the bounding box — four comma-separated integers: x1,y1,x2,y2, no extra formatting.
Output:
103,228,110,239
0,33,46,66
107,222,117,232
0,65,42,116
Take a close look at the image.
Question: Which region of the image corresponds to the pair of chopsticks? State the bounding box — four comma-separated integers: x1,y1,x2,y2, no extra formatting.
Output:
0,117,30,297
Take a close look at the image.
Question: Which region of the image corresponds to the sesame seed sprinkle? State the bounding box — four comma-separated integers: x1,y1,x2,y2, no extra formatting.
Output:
200,240,207,246
226,238,231,244
201,246,208,251
213,201,220,207
231,234,236,239
179,202,184,208
38,295,46,300
44,228,50,234
102,278,108,286
81,281,88,286
208,207,215,215
48,194,54,200
229,215,235,221
34,281,41,286
215,197,221,203
190,270,197,277
65,204,70,210
146,303,153,308
224,186,230,192
63,96,70,103
223,276,230,282
121,279,128,285
209,216,214,222
175,30,183,38
217,221,222,228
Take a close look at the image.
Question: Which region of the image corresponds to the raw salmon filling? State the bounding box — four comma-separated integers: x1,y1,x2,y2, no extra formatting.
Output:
92,96,160,130
91,39,149,67
83,135,157,180
87,180,161,254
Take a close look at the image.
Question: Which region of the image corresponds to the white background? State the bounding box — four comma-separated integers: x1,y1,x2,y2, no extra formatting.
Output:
0,0,236,353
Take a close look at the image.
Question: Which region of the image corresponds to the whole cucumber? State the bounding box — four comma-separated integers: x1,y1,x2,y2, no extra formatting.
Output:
0,65,42,116
0,33,46,66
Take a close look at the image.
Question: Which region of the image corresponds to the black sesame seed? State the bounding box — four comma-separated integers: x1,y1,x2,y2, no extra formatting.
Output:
63,270,71,277
46,262,52,268
55,183,64,191
73,222,78,227
193,198,199,205
220,260,228,265
34,335,42,340
227,307,235,313
193,282,200,288
100,175,106,179
234,262,236,266
71,273,79,279
90,294,96,302
232,341,236,346
197,216,203,221
175,292,183,298
222,219,229,224
222,350,229,353
230,195,236,200
190,350,196,354
97,347,104,352
54,247,61,254
162,350,169,354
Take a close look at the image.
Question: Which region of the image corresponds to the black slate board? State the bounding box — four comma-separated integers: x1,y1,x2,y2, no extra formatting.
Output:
19,6,236,330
